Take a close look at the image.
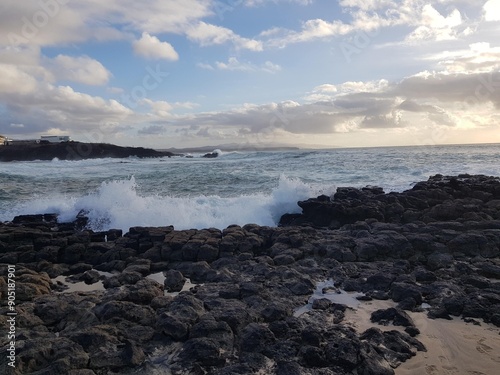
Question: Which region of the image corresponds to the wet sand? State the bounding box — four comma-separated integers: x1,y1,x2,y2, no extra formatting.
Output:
397,313,500,375
344,300,500,375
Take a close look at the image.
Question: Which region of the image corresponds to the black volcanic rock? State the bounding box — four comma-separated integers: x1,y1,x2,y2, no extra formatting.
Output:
280,174,500,228
371,307,415,327
0,141,177,161
202,151,219,158
3,174,500,375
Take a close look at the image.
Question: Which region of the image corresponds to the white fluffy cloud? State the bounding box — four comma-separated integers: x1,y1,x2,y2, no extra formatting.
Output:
430,43,500,73
406,4,463,42
0,64,38,95
262,1,472,47
264,19,353,47
0,0,250,51
484,0,500,21
48,55,112,85
133,33,179,61
186,22,263,51
0,60,131,136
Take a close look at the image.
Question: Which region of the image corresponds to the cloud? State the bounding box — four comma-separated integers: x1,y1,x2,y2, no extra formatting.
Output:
195,127,214,137
405,4,463,42
0,1,242,50
201,57,281,73
398,99,443,115
141,99,173,117
0,63,131,137
0,1,89,47
161,46,500,140
186,22,263,51
360,112,406,129
304,80,389,102
262,61,282,73
390,43,500,109
484,0,500,21
0,63,38,95
6,52,497,146
101,0,211,35
160,100,363,136
197,62,215,70
216,57,254,71
131,37,499,146
431,43,500,73
133,32,179,61
137,125,166,135
261,0,475,48
264,19,353,47
140,98,198,118
48,55,112,85
1,0,499,147
0,45,40,65
313,84,337,93
245,0,314,6
393,71,500,108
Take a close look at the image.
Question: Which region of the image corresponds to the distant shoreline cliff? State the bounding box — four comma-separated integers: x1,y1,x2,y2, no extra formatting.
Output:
0,141,178,162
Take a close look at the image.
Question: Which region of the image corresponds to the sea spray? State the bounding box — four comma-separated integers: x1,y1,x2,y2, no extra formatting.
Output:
1,175,322,232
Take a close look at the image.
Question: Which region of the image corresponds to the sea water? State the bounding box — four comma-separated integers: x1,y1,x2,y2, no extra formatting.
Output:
1,144,499,232
293,279,364,317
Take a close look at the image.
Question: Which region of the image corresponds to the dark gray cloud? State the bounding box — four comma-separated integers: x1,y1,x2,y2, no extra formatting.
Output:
392,71,500,107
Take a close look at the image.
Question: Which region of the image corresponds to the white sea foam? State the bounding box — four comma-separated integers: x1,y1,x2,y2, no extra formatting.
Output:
3,175,318,233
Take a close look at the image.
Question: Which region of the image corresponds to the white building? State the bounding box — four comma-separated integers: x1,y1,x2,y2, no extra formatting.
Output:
41,135,71,143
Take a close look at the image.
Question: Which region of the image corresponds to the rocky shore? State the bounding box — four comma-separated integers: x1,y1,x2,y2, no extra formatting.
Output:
1,174,500,374
0,142,177,162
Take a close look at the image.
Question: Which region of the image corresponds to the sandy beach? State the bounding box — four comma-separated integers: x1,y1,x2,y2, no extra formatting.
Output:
397,313,500,375
344,299,500,375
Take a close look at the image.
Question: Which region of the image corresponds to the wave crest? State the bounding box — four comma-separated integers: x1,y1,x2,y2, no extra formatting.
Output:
3,175,320,232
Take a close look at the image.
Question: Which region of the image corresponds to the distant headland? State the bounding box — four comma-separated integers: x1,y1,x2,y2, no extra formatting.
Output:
0,134,303,162
0,141,177,162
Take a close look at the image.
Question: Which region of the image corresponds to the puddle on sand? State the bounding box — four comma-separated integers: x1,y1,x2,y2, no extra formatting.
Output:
146,272,198,297
294,279,364,317
52,270,114,293
52,270,199,296
145,272,166,285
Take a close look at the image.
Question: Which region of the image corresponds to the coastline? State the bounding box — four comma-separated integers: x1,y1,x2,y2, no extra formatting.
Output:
0,142,178,162
1,174,500,374
0,141,304,162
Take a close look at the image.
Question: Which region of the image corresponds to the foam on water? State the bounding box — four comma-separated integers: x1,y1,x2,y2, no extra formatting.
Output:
2,175,318,233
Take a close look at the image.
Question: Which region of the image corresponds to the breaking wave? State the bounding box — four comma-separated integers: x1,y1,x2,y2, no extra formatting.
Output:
2,175,320,232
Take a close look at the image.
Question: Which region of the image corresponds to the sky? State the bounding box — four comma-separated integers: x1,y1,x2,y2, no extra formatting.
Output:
0,0,499,149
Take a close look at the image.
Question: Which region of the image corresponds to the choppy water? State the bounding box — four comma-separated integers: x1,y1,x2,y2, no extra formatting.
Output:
1,144,499,232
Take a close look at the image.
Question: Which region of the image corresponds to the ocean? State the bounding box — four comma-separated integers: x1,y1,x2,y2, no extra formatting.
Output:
1,143,499,232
